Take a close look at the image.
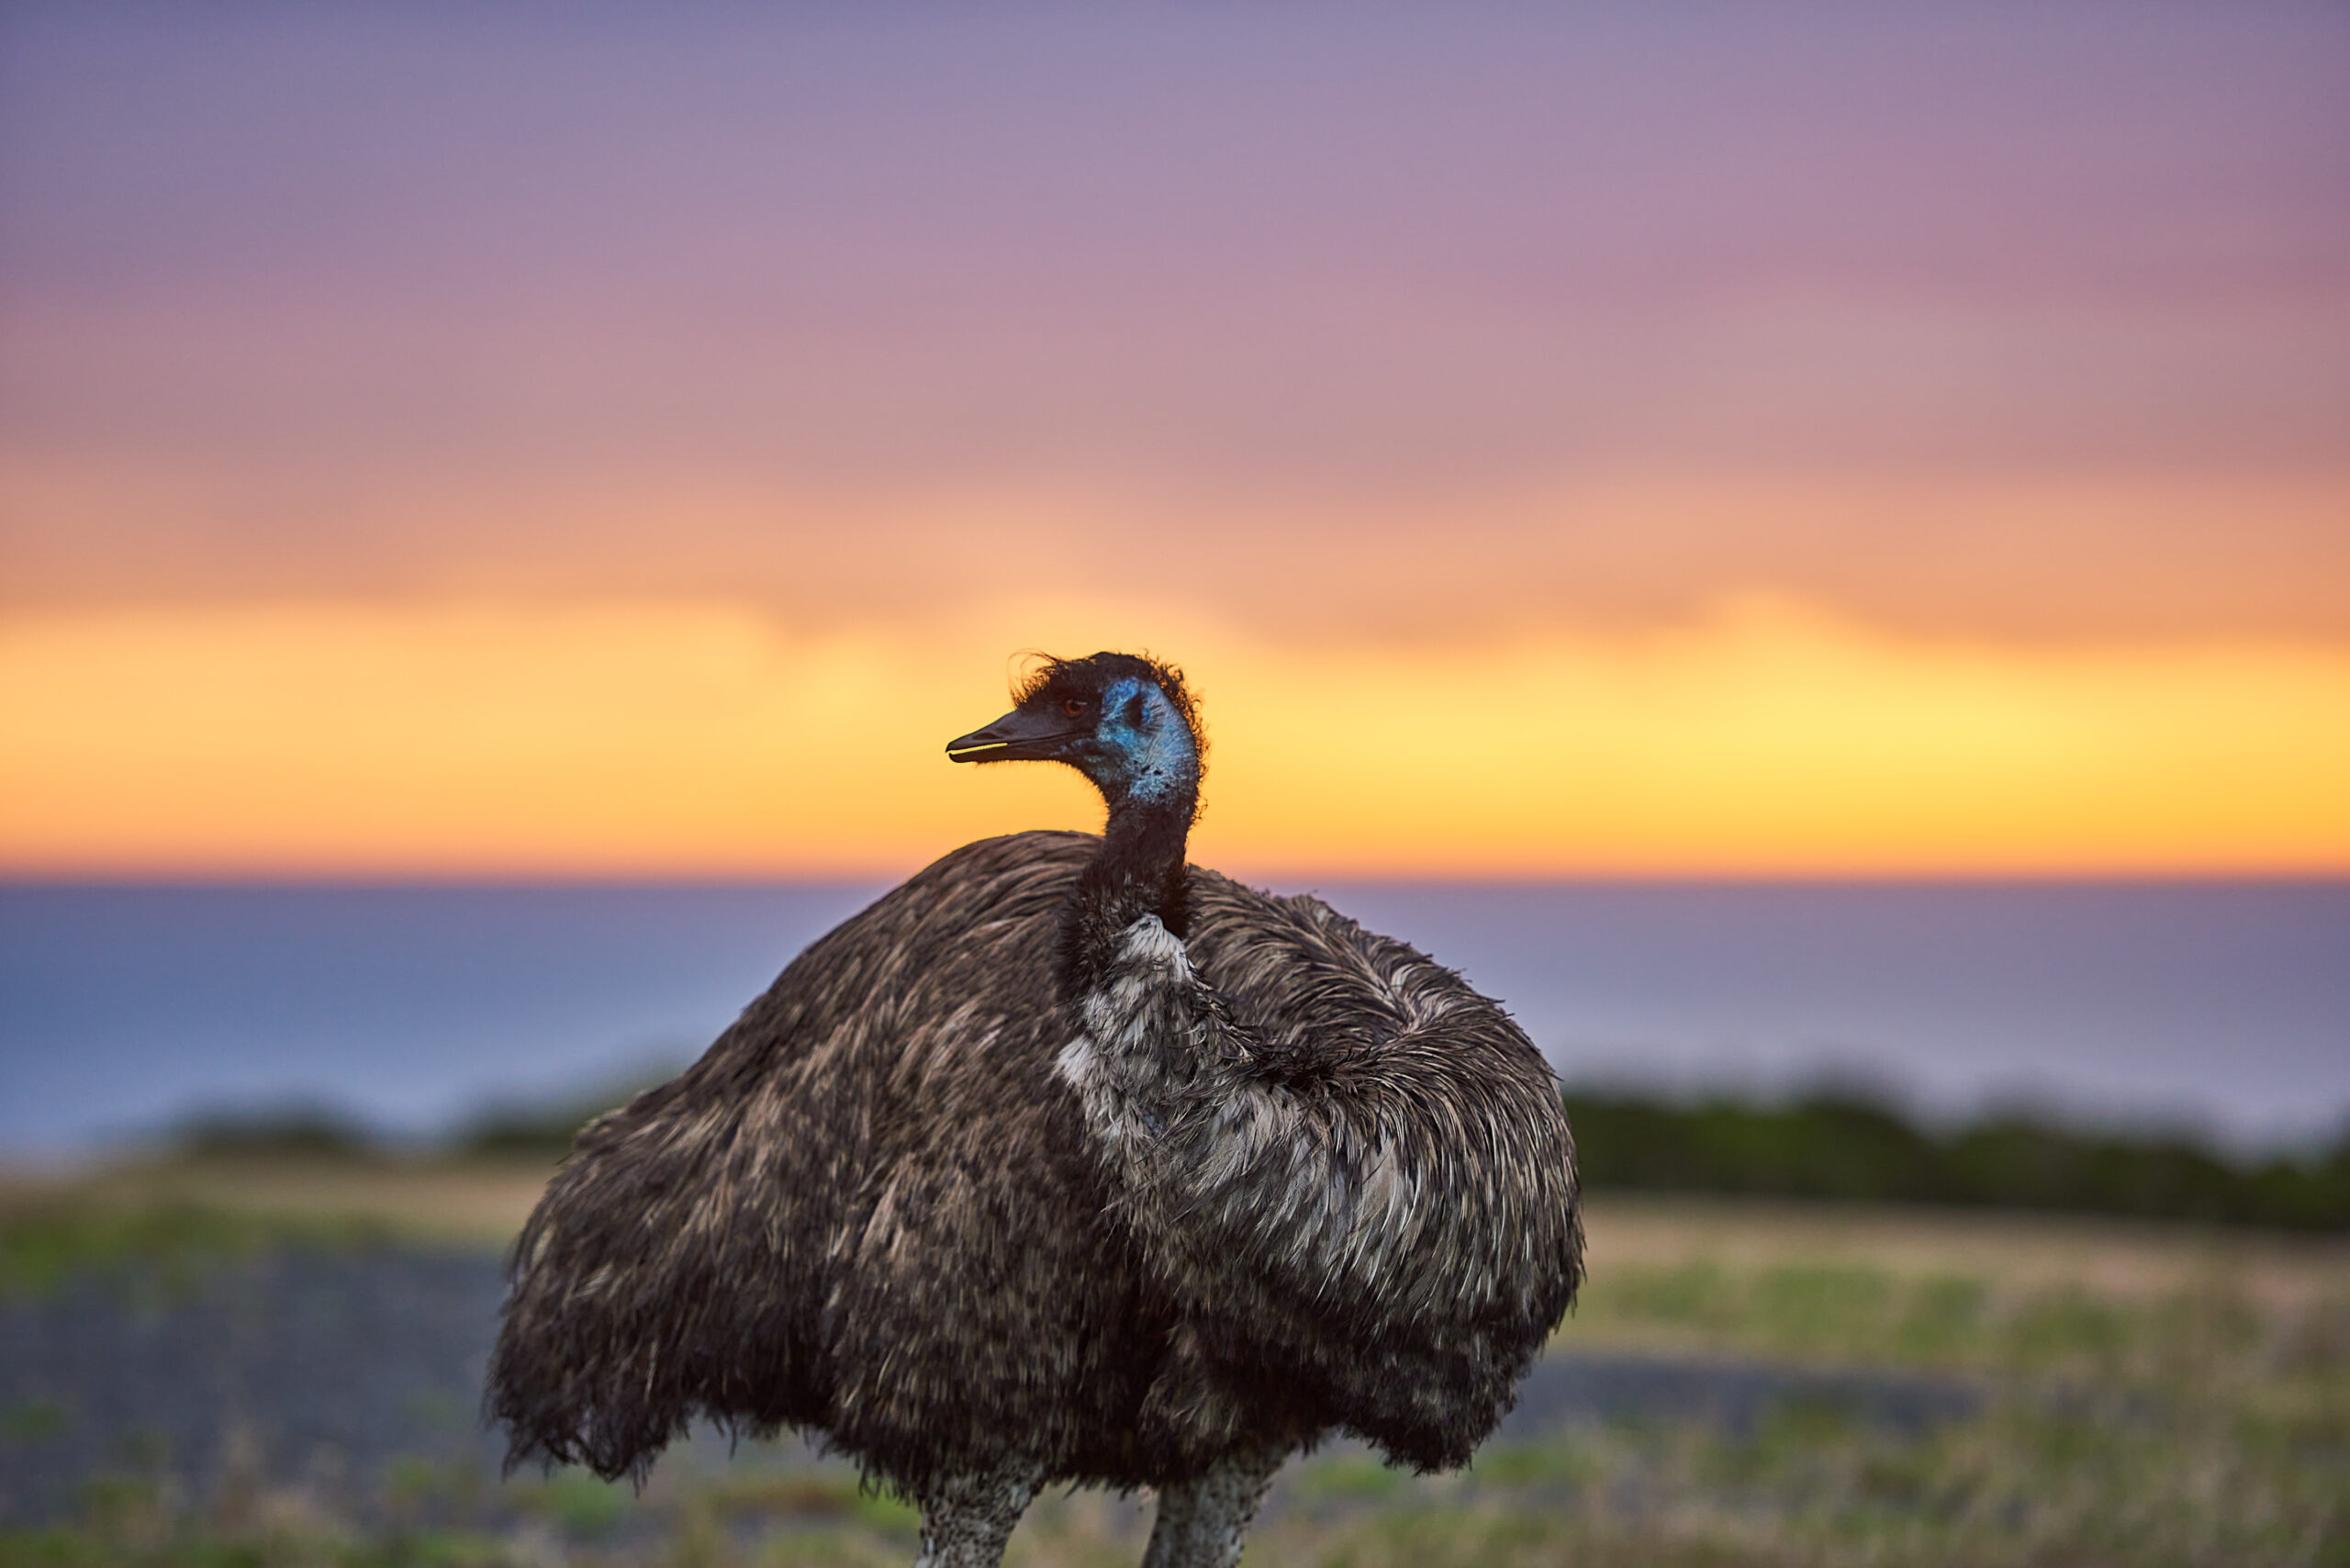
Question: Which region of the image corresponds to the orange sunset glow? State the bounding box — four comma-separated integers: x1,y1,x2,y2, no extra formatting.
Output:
6,598,2345,879
3,7,2346,879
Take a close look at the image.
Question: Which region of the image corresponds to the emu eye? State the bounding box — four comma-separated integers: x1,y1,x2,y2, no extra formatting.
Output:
1061,698,1089,719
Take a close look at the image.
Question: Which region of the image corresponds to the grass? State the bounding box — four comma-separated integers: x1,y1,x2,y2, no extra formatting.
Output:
2,1160,2345,1565
0,1154,554,1256
0,1197,401,1302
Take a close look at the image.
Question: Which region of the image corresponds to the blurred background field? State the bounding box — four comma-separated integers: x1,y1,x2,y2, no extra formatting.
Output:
4,1149,2345,1567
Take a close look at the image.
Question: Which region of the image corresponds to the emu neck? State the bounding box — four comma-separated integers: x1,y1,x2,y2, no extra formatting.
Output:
1057,790,1196,1003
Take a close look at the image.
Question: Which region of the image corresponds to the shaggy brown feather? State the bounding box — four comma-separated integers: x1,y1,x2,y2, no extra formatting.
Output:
488,829,1581,1492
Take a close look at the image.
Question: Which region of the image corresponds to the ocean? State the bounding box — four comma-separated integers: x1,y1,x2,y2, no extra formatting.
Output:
2,878,2344,1159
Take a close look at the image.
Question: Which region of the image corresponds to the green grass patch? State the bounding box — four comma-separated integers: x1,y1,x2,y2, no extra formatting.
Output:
1570,1254,2350,1395
2,1401,73,1445
505,1468,632,1539
0,1200,392,1300
1289,1451,1413,1504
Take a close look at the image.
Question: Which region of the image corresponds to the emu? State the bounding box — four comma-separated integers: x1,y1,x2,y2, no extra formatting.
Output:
488,651,1582,1568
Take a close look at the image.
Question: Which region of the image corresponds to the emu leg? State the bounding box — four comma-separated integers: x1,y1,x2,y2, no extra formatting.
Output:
912,1466,1042,1568
1139,1441,1289,1568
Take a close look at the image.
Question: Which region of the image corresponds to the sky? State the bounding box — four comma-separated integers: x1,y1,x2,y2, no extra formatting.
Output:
3,3,2346,878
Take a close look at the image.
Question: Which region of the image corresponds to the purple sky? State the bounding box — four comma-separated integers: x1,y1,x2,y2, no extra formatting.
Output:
4,3,2345,639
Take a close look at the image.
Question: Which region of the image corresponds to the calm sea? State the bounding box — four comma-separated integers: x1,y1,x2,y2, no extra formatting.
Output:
2,879,2344,1159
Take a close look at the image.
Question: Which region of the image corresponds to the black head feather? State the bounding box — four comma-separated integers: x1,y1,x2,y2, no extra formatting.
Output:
1011,651,1205,776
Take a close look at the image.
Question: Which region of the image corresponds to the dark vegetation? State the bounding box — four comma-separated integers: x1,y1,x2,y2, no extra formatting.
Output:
169,1087,2350,1233
1565,1090,2350,1231
171,1107,387,1162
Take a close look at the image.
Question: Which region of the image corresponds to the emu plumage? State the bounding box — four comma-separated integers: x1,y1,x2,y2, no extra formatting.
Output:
489,653,1583,1565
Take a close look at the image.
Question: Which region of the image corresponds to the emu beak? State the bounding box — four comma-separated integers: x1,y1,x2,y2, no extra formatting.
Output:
946,707,1086,764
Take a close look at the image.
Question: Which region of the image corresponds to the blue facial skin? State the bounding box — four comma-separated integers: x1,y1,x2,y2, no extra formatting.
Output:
1079,678,1197,805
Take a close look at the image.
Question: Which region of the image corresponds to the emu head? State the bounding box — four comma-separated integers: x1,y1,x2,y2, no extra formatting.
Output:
947,652,1203,816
